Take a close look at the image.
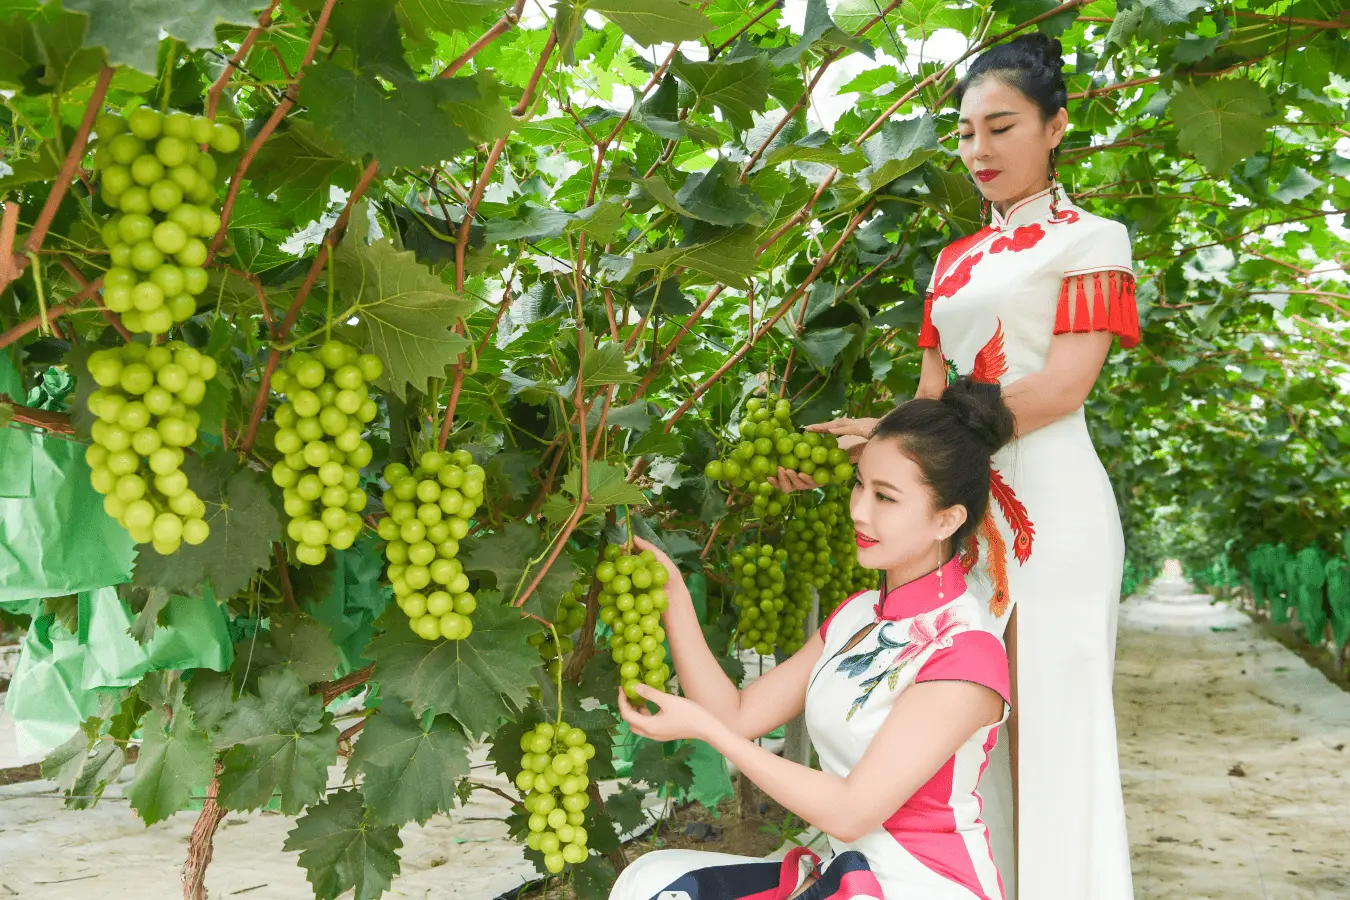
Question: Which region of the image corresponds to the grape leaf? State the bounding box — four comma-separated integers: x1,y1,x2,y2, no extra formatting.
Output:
671,54,769,132
772,0,871,67
561,460,648,509
1139,0,1208,26
398,0,503,42
350,699,471,826
1172,78,1272,174
335,208,477,399
366,595,539,738
860,115,940,191
248,120,354,227
462,529,579,616
629,737,696,793
1271,167,1324,203
673,158,766,227
231,614,341,689
581,341,638,388
130,452,283,601
587,0,714,47
62,0,272,74
214,669,338,814
127,706,214,825
284,789,402,900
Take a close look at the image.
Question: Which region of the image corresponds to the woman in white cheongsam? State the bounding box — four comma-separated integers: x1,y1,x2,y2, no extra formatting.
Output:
772,34,1138,900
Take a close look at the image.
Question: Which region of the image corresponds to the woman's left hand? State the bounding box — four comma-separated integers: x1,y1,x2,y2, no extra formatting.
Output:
618,683,718,744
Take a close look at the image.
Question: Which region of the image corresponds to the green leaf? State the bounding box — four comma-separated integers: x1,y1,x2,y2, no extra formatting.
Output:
1271,167,1324,203
1171,78,1272,174
1139,0,1208,26
485,205,575,242
562,460,648,509
925,163,983,236
366,595,539,738
398,0,502,41
233,614,342,687
860,115,940,191
62,0,271,74
587,0,714,46
796,326,857,372
126,586,171,645
127,706,214,825
284,789,403,900
581,341,638,388
130,452,283,601
629,737,695,792
773,0,871,67
214,670,338,814
350,700,471,826
568,201,626,241
248,120,352,227
335,208,477,399
672,54,769,132
673,158,766,227
764,130,867,173
0,141,60,191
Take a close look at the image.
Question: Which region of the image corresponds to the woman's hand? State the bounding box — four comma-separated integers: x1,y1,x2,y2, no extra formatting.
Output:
618,683,719,743
766,417,878,493
630,536,695,616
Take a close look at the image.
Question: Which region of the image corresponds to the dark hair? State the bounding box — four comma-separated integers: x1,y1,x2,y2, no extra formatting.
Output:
954,33,1067,120
870,377,1016,548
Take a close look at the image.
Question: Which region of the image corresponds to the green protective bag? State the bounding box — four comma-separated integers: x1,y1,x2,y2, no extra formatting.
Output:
78,586,233,689
3,614,112,758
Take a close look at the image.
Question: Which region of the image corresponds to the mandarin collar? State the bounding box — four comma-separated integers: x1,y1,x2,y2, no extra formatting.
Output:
990,185,1071,231
874,556,966,621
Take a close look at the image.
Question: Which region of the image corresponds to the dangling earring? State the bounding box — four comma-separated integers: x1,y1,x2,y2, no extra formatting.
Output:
980,197,991,224
1048,147,1061,218
936,536,945,600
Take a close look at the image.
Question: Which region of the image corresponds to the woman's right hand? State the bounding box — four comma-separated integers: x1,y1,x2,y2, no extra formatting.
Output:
631,537,695,616
766,417,879,493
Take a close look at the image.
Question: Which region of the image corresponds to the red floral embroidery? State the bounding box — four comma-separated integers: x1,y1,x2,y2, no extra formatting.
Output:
990,223,1046,254
935,251,983,298
1049,208,1080,225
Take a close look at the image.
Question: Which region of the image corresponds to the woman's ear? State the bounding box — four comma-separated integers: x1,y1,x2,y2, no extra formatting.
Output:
1048,107,1068,148
938,505,968,543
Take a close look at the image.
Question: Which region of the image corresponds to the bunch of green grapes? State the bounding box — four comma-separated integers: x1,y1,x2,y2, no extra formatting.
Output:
90,108,240,335
377,449,485,641
515,721,595,873
729,542,789,655
596,545,671,701
83,342,215,553
527,582,590,677
803,486,876,621
269,341,381,566
703,397,854,501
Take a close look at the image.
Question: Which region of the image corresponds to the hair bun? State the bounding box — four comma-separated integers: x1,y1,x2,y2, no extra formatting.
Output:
940,377,1016,455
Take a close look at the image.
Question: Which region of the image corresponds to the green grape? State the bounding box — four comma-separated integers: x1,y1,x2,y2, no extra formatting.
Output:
82,342,211,551
511,721,595,872
271,341,381,567
378,446,481,640
595,544,671,700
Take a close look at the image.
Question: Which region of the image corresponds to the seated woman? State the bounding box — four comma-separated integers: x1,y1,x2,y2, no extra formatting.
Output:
611,377,1017,900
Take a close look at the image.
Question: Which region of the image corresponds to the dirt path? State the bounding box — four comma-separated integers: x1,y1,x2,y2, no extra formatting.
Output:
4,576,1349,899
1117,573,1350,899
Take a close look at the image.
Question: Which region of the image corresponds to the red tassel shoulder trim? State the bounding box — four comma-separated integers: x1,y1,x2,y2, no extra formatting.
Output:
918,292,939,349
1054,270,1139,348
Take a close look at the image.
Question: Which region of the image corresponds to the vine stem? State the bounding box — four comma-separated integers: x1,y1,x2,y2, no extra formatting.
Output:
181,767,226,900
208,0,341,261
0,65,114,297
439,0,527,78
710,0,782,58
315,663,375,705
206,0,281,118
1,396,74,434
240,160,379,452
0,277,104,350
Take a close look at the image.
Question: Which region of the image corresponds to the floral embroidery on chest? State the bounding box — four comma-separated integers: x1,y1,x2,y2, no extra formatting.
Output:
835,608,967,719
989,223,1045,254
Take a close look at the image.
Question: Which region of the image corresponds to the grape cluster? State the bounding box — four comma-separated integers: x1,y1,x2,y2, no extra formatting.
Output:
516,721,595,873
377,449,485,642
729,543,789,655
527,582,589,678
269,341,381,566
703,397,853,504
83,342,215,553
91,108,239,335
596,545,671,701
784,486,876,631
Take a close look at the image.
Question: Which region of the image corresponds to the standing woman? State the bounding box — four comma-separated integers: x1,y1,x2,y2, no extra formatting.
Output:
772,33,1139,900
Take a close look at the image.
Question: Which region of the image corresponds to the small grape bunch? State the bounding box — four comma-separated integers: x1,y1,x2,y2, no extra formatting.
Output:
83,341,215,553
269,341,381,566
729,543,788,655
596,545,671,701
527,582,591,677
703,397,854,500
377,449,485,641
90,107,240,335
515,721,595,873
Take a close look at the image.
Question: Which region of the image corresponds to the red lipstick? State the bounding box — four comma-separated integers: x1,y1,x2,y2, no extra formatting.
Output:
855,532,878,549
976,169,999,183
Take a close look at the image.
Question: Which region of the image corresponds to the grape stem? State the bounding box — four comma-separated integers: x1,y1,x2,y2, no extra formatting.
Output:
548,621,564,727
0,395,74,434
438,0,527,78
206,0,281,118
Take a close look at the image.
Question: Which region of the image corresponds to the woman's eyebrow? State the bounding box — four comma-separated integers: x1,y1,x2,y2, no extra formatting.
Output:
957,110,1020,125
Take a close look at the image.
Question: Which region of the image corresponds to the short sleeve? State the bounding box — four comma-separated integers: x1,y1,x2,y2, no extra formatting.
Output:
1055,219,1139,348
914,630,1011,707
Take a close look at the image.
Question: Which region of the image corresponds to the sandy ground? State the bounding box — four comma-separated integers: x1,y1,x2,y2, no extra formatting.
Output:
2,575,1349,899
